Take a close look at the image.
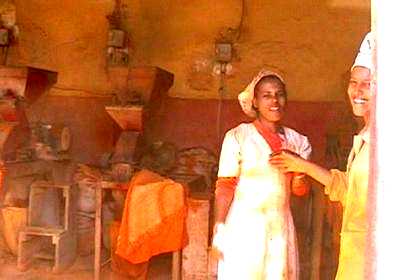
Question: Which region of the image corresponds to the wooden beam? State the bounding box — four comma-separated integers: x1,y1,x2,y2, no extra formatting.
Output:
94,185,103,280
172,250,182,280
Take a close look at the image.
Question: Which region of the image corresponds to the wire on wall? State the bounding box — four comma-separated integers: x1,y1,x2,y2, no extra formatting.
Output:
216,63,227,144
215,0,245,144
235,0,246,41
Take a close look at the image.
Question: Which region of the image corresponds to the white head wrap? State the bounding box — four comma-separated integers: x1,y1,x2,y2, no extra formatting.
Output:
238,69,285,118
352,31,373,71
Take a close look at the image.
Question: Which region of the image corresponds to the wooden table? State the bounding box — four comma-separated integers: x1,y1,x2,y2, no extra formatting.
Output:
94,181,181,280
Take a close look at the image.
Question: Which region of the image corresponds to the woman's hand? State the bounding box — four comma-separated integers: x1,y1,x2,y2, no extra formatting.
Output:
269,149,308,174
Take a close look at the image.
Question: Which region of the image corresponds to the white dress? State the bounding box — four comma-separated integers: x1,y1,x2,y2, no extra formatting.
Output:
216,123,311,280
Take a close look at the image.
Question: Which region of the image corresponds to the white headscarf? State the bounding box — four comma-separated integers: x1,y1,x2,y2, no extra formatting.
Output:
238,69,285,118
352,31,373,71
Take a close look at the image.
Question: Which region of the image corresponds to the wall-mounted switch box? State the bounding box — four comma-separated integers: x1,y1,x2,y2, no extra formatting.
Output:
215,42,232,62
108,29,125,48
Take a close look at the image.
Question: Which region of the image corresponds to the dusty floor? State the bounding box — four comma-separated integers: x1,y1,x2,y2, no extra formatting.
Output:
0,250,172,280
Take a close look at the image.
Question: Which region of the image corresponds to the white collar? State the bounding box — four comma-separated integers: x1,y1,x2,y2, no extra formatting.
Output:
357,126,370,144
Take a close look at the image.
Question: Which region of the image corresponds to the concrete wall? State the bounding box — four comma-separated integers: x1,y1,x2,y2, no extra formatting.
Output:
2,0,368,163
6,0,369,101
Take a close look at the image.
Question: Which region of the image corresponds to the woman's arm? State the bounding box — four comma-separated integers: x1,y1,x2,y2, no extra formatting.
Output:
211,128,241,260
211,177,237,261
270,150,349,204
269,150,333,187
214,177,237,224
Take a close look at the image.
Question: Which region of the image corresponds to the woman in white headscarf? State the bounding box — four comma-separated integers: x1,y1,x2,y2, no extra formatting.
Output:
270,32,373,280
211,70,312,279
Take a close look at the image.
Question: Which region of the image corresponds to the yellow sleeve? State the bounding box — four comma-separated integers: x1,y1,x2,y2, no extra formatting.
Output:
324,169,348,206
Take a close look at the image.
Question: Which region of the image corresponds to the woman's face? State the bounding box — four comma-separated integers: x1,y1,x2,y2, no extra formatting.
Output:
252,78,287,123
348,66,372,119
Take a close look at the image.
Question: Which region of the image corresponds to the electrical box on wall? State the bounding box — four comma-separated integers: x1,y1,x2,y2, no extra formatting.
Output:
108,29,125,48
215,42,232,63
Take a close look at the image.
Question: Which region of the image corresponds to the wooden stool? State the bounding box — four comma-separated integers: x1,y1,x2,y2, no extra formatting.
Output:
17,181,76,273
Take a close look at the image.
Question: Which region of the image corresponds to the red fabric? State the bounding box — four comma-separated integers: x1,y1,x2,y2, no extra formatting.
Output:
253,120,284,153
291,177,309,196
215,177,238,201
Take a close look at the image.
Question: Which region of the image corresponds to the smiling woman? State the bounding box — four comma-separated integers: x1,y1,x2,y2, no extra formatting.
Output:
252,75,287,124
211,69,312,280
348,66,371,120
271,32,373,280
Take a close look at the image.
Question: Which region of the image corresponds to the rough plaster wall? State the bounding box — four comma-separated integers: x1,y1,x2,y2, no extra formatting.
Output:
0,1,15,27
1,0,368,163
6,0,369,102
9,0,114,97
135,0,371,101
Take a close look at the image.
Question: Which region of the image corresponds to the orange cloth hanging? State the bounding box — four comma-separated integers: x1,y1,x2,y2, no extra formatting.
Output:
115,169,188,264
111,221,149,278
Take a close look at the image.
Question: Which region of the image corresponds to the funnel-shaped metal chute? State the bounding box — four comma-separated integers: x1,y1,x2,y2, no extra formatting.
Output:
108,66,174,107
0,66,57,161
105,105,143,132
0,121,16,155
0,66,57,105
105,66,174,167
